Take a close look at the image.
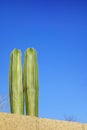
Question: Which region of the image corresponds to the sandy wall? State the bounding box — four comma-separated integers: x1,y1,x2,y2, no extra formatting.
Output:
0,112,87,130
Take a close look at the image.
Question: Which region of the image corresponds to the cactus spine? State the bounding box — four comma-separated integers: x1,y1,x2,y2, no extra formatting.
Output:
24,48,39,116
9,49,24,115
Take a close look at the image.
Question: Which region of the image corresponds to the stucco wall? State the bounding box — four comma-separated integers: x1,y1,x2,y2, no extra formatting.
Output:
0,112,86,130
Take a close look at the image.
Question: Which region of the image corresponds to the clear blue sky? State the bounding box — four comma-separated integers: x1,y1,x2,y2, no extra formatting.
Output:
0,0,87,123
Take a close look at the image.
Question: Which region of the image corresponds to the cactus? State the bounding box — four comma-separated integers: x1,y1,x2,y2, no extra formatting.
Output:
24,48,39,117
9,49,24,115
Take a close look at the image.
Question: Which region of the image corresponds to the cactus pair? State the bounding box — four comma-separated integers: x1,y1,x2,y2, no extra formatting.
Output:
9,48,39,117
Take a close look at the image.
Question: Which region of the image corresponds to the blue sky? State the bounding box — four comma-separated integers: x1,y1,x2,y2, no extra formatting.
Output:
0,0,87,123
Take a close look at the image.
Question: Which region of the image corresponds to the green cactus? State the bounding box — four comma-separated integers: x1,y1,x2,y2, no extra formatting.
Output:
9,49,24,115
24,48,39,117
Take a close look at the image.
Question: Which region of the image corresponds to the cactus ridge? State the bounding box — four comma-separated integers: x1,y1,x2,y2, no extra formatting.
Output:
9,49,24,115
24,48,39,116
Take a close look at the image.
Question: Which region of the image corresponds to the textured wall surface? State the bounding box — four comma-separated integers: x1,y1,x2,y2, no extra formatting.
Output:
0,112,86,130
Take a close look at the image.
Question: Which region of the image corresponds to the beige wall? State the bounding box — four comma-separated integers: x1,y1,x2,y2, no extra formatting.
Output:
0,112,86,130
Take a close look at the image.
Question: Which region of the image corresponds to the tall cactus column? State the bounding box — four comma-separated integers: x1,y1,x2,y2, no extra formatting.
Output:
24,48,39,117
9,49,24,115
